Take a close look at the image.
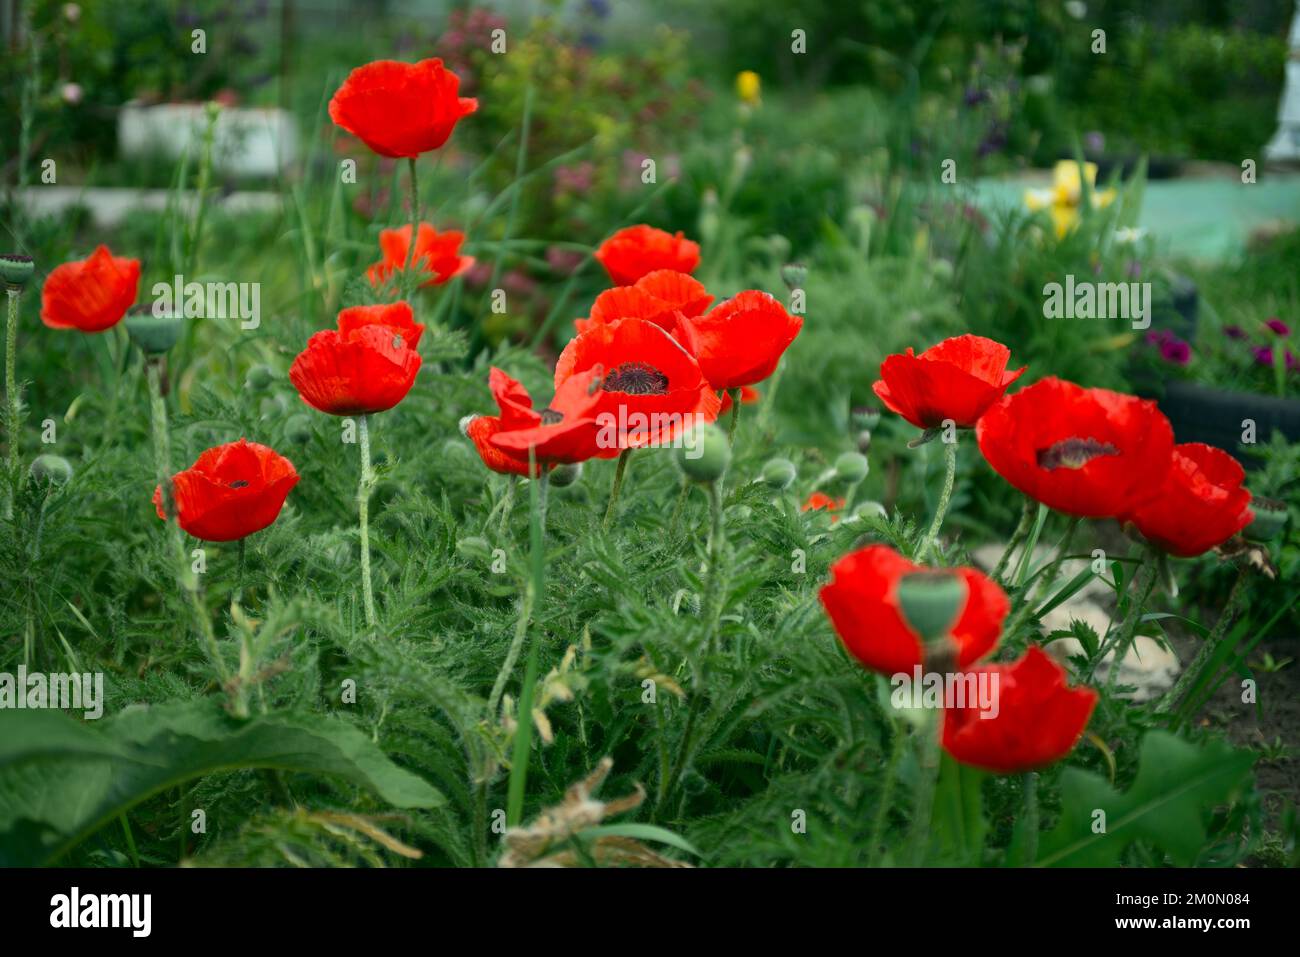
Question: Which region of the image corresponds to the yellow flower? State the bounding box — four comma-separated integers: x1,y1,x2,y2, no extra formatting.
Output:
735,70,761,105
1023,160,1117,237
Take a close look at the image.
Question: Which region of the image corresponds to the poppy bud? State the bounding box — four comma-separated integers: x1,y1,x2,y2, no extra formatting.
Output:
285,413,313,445
549,462,583,487
834,451,869,483
1245,497,1287,542
780,262,806,291
856,429,873,453
29,454,73,486
675,424,730,484
0,253,35,290
760,457,797,490
125,310,185,355
853,501,887,521
245,364,275,391
895,570,969,643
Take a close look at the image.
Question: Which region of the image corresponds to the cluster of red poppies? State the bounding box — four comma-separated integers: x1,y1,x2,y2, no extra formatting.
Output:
466,224,803,476
821,333,1255,773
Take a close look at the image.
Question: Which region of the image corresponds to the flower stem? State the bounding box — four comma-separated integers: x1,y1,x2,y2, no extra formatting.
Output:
726,388,742,446
991,497,1035,585
868,717,905,866
601,447,632,532
907,711,942,865
402,157,419,298
921,439,958,562
1159,565,1249,717
1090,554,1158,684
357,413,377,631
234,536,247,607
489,471,549,721
1020,771,1039,865
5,288,20,519
146,359,231,696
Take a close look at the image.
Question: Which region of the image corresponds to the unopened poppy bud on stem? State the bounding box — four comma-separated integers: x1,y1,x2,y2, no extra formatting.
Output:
245,364,275,391
895,570,969,644
549,461,583,488
0,254,35,291
29,454,73,486
1245,497,1286,542
760,457,797,490
834,451,869,483
675,424,730,483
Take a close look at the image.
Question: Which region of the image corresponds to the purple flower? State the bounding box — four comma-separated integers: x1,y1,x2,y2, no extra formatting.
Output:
1265,317,1291,336
1224,325,1246,340
1084,131,1106,154
1148,329,1190,365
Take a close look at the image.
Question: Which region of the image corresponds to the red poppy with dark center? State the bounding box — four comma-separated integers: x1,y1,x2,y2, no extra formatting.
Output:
41,245,141,333
337,301,424,349
553,318,720,457
467,367,607,476
873,334,1025,429
575,270,713,335
1125,443,1254,557
289,309,422,416
328,58,477,158
367,223,474,289
673,290,803,391
594,225,701,286
976,377,1174,518
942,646,1098,774
153,438,299,542
820,544,1008,675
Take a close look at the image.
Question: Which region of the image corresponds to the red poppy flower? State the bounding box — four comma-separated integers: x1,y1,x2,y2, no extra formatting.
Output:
553,318,721,458
976,377,1174,518
328,58,477,159
873,334,1025,429
153,439,299,542
575,270,712,335
820,544,1009,676
719,385,760,414
367,224,475,289
337,301,424,349
942,646,1098,774
467,367,607,476
673,290,802,390
40,245,141,333
801,491,844,514
289,312,422,416
1125,443,1254,557
594,225,700,286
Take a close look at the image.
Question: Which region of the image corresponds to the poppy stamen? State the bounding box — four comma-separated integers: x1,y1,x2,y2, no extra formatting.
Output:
539,407,564,425
229,480,251,489
601,361,669,396
1036,437,1119,470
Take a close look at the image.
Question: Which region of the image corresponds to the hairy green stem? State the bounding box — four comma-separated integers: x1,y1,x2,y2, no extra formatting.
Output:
1020,771,1039,866
991,497,1034,585
357,413,377,631
869,718,905,866
1091,555,1158,685
907,712,942,865
5,289,20,518
402,157,420,297
1159,565,1249,715
726,388,742,446
489,472,549,720
601,448,632,532
921,440,958,562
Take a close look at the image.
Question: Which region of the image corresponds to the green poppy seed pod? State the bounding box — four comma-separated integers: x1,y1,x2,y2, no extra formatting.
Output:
761,457,797,490
549,462,583,488
675,424,730,484
29,454,73,486
835,451,870,483
780,261,807,291
125,310,185,355
245,364,275,391
851,406,881,430
0,253,35,290
285,413,313,445
895,570,969,644
856,429,873,454
1246,497,1287,542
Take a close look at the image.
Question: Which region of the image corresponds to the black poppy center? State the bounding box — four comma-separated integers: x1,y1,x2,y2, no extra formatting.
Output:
602,361,669,396
229,480,251,489
1036,437,1119,470
539,406,564,425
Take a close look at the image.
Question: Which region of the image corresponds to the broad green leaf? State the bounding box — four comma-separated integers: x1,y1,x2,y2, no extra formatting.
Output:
0,699,443,866
1035,731,1254,867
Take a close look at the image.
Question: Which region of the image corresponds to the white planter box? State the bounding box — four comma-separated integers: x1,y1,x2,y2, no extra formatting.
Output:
118,102,298,178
